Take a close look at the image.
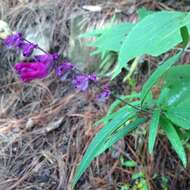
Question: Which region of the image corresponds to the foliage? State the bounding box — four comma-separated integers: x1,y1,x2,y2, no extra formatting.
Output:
120,156,148,190
71,8,190,189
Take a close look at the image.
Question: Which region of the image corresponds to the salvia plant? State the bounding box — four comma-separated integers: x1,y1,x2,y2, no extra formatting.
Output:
1,31,111,102
1,8,190,190
71,8,190,189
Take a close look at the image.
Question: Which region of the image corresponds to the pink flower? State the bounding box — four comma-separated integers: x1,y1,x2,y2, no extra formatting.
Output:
14,62,50,82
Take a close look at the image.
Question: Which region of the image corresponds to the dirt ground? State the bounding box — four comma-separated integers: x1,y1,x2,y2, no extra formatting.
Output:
0,0,190,190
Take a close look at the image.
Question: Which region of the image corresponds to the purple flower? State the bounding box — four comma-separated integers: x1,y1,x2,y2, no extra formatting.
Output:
20,42,38,57
88,74,97,81
14,62,50,82
56,62,74,77
72,75,89,91
4,32,23,48
34,53,58,65
97,85,111,102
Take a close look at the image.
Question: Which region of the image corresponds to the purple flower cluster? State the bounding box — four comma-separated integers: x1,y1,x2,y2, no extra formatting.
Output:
3,32,111,101
3,33,59,82
72,74,96,91
20,42,38,57
4,32,37,57
56,61,74,81
97,85,111,102
4,32,23,48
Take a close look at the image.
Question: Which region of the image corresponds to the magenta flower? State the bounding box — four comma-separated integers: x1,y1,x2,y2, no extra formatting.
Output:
20,42,38,57
97,84,111,102
14,62,50,82
4,32,23,48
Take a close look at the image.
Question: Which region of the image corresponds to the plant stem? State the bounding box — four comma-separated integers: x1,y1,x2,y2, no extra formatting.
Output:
23,38,150,114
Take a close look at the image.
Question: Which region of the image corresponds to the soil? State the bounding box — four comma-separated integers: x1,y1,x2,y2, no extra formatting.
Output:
0,0,190,190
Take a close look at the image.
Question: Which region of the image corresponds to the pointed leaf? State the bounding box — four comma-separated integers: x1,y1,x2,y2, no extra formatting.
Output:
180,25,189,48
165,99,190,129
96,118,145,156
71,108,136,188
160,117,187,167
163,65,190,106
148,109,161,154
113,11,190,78
137,7,154,20
141,52,181,105
91,22,134,52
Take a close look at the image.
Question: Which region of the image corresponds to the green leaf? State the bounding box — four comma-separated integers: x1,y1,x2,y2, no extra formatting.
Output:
157,87,170,106
90,22,134,52
121,185,129,190
96,118,145,156
107,93,140,115
141,52,181,105
132,172,144,180
148,109,161,154
113,11,190,78
163,65,190,106
120,156,137,168
143,91,154,108
160,117,187,167
71,107,136,188
180,25,189,48
165,99,190,129
137,7,154,20
95,99,140,127
79,28,104,38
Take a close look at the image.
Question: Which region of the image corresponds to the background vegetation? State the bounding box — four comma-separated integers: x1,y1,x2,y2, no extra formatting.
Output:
0,0,190,190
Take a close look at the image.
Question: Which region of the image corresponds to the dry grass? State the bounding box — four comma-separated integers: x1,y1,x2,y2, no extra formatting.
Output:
0,0,190,190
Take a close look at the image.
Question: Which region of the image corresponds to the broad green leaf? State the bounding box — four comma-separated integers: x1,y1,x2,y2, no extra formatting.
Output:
137,7,154,20
90,22,134,52
96,118,145,156
79,28,104,38
113,11,190,78
180,25,189,48
71,107,136,188
141,52,181,105
160,117,187,167
163,65,190,106
165,99,190,129
148,109,161,154
157,87,170,106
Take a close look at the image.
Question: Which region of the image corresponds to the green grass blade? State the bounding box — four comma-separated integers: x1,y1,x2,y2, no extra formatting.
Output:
160,117,187,167
96,118,146,157
141,52,181,105
71,108,136,188
148,109,161,154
